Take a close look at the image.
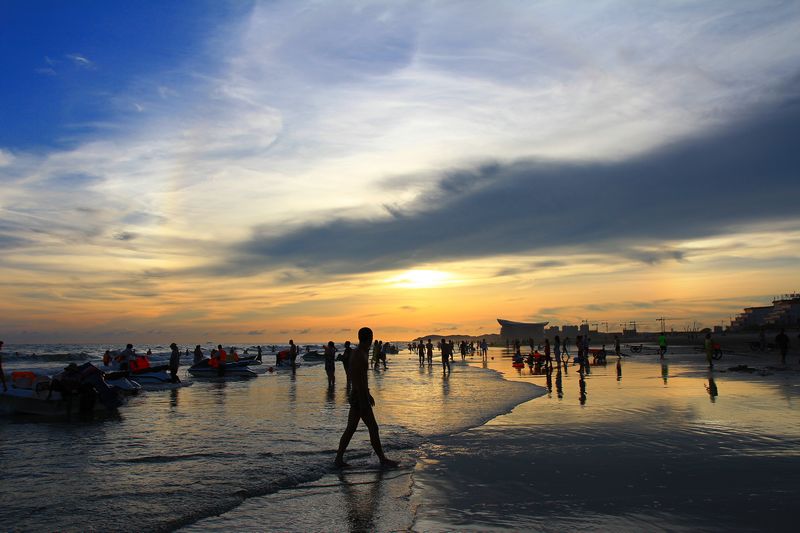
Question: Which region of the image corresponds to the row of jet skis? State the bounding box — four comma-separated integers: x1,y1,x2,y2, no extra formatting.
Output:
0,350,304,417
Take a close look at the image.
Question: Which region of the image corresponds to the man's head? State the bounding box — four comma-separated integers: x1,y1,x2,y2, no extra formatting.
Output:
126,344,133,350
344,340,350,347
358,327,373,347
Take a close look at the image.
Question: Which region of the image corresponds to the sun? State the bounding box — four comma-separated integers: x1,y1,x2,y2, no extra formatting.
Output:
388,269,451,289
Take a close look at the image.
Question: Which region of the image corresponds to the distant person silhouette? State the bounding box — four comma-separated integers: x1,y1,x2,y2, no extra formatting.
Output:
193,345,204,365
425,339,433,366
338,340,353,390
704,333,714,369
775,329,789,365
335,327,398,469
325,340,336,387
441,338,451,373
289,339,298,371
418,342,425,366
169,343,181,383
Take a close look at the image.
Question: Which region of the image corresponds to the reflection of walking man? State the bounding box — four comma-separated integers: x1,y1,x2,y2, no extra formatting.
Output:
335,327,398,468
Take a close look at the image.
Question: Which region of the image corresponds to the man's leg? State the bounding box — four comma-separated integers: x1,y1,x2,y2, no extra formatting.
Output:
336,406,361,466
362,408,397,467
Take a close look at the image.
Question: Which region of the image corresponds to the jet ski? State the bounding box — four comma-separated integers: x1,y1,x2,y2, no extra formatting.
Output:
187,359,257,378
1,363,124,416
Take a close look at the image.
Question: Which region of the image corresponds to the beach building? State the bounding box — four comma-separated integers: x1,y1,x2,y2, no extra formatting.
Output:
497,319,548,341
730,293,800,330
561,325,579,337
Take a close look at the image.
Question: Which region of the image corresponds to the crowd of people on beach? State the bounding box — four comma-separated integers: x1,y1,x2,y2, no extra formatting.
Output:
2,326,799,470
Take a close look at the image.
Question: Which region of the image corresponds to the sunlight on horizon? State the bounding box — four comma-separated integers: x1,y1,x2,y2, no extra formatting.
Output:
387,269,454,289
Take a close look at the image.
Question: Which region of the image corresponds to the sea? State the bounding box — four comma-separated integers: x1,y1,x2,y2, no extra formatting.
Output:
0,342,538,531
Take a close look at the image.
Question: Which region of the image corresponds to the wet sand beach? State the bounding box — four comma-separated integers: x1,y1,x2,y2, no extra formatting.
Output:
412,349,800,532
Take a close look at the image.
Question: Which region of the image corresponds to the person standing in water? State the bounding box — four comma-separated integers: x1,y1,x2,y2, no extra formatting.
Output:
441,337,451,374
704,332,714,369
335,327,398,468
554,335,562,368
658,333,667,359
417,341,425,366
193,345,204,365
425,338,434,366
775,329,789,365
338,340,353,390
324,341,336,387
289,339,298,371
544,338,552,368
169,343,181,383
256,345,263,363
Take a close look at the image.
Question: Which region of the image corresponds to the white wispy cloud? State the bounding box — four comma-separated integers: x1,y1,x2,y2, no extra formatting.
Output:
65,53,95,69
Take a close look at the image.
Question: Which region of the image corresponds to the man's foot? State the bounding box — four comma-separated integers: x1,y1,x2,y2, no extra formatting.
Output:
379,457,399,468
334,457,349,468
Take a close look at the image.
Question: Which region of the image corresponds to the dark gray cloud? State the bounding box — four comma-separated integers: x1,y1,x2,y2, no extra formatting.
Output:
0,234,33,250
228,91,800,277
113,231,138,241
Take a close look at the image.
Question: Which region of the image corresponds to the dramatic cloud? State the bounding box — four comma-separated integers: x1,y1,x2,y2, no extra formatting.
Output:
231,92,800,275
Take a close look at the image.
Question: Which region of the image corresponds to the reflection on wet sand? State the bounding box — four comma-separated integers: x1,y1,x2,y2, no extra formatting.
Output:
555,368,563,399
706,374,719,403
340,469,384,531
170,388,179,408
661,361,669,385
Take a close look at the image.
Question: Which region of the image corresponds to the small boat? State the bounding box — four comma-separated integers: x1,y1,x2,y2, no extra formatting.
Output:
1,364,124,416
187,360,257,378
302,350,324,360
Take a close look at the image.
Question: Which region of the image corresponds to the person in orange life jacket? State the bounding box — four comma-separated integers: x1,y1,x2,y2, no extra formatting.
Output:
228,347,239,362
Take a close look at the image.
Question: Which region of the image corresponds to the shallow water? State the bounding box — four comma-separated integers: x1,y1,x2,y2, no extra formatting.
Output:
0,345,536,531
412,350,800,532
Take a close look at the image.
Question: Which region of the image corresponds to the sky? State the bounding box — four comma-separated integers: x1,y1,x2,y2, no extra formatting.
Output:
1,0,799,344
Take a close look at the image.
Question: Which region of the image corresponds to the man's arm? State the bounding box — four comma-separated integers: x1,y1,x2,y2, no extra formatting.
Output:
351,351,372,406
